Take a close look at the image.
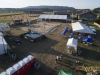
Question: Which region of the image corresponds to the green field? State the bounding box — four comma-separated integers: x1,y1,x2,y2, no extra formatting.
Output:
0,20,12,23
0,12,24,16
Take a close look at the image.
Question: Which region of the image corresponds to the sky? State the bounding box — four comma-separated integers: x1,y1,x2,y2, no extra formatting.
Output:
0,0,100,9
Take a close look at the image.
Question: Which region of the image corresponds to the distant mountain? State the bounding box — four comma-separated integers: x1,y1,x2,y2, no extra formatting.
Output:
24,6,75,10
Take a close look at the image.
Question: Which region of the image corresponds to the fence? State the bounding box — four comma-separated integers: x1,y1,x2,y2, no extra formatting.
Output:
94,22,100,28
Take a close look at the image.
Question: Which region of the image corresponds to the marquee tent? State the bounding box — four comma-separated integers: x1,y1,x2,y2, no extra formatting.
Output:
38,14,67,21
67,38,77,48
71,22,95,34
58,70,75,75
67,38,78,54
0,36,7,55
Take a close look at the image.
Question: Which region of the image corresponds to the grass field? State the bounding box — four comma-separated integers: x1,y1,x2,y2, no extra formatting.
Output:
0,12,24,16
0,21,100,75
0,20,12,23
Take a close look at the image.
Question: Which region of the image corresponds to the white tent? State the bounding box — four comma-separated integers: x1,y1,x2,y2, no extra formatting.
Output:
0,36,7,55
71,22,95,34
38,14,67,21
0,23,10,33
67,38,77,48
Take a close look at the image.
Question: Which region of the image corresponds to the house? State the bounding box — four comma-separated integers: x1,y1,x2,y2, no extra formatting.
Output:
78,12,97,21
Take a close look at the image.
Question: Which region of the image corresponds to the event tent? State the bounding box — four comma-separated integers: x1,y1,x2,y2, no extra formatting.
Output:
0,23,10,33
67,38,77,48
58,70,75,75
0,36,7,55
38,14,67,21
71,22,95,34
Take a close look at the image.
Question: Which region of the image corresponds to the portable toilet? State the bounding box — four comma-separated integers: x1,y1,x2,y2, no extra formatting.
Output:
27,55,35,67
18,60,27,75
0,72,9,75
23,57,30,71
6,67,17,75
12,63,22,75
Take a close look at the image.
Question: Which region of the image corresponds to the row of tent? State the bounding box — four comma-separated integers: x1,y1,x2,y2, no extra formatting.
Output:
0,55,35,75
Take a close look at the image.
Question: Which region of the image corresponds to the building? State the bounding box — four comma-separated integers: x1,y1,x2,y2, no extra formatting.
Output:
78,12,97,21
38,14,72,23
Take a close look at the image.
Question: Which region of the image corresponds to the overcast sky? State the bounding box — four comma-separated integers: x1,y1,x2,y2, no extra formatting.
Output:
0,0,99,9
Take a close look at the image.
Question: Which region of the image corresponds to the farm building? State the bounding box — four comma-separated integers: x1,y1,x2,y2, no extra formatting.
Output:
38,14,72,22
78,12,97,21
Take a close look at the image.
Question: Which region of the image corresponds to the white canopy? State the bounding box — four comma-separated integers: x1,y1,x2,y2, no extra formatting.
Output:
71,22,95,34
38,14,67,20
67,38,77,48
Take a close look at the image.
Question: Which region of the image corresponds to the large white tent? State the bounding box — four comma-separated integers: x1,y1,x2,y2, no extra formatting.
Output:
0,23,10,34
0,36,7,55
38,14,67,21
67,38,77,48
71,22,95,34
